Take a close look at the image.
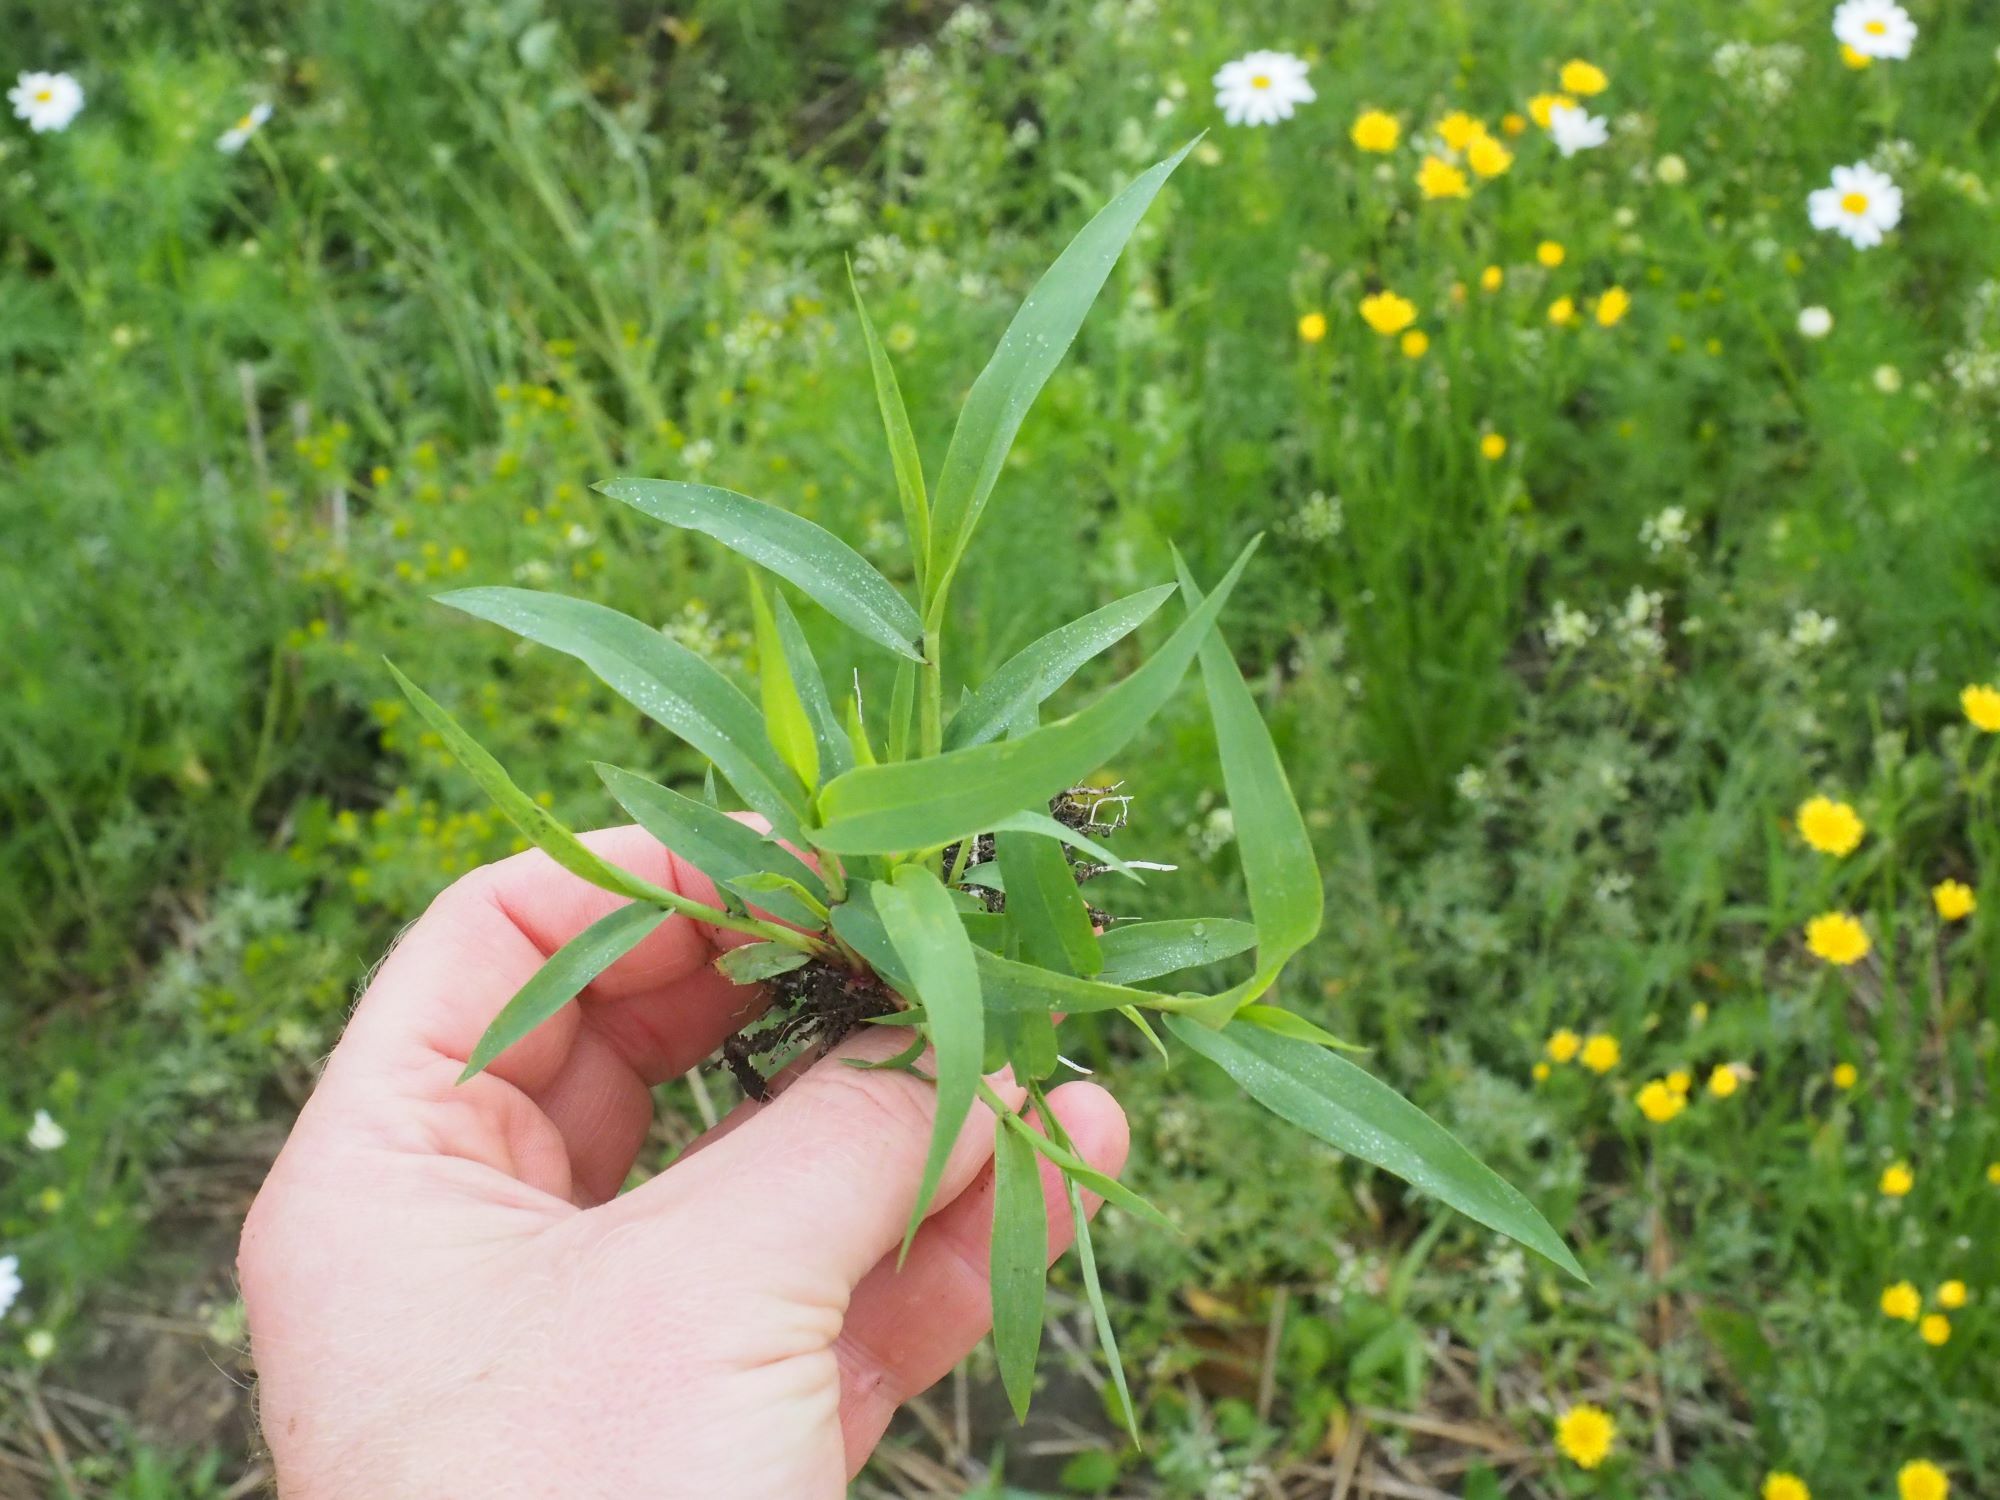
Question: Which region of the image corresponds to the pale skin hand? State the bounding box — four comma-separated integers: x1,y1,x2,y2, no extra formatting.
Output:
239,825,1129,1499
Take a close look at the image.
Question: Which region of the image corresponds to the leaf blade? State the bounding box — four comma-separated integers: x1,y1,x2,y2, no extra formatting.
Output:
1162,1017,1584,1278
597,478,924,660
1096,918,1259,984
990,1117,1048,1423
849,267,931,591
747,572,821,792
594,763,827,906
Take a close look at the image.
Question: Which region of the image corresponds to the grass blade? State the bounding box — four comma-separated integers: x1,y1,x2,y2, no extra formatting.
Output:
1095,918,1258,983
595,763,828,913
997,826,1101,976
597,477,925,660
461,901,668,1081
813,541,1256,854
1162,1016,1584,1279
747,571,821,792
772,591,854,780
849,265,931,592
990,1114,1048,1423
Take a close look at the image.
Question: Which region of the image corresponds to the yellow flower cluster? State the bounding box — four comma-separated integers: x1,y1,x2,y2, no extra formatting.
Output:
1881,1275,1966,1350
1963,683,2000,731
1804,911,1870,965
1762,1474,1811,1500
1554,1403,1615,1469
1796,795,1865,856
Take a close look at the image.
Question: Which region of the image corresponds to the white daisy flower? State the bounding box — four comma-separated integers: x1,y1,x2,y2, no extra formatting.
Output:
1797,305,1834,338
9,71,85,134
1808,162,1902,248
1547,101,1609,156
217,101,273,155
1212,50,1314,127
0,1255,20,1319
26,1110,66,1152
1834,0,1917,61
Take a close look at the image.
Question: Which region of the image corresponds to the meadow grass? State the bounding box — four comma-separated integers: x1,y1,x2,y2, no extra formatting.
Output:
4,0,1999,1494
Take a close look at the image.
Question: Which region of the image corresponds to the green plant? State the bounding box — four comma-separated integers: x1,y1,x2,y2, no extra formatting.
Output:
391,140,1580,1426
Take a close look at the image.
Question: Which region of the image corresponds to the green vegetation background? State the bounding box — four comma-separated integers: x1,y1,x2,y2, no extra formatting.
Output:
3,0,1998,1494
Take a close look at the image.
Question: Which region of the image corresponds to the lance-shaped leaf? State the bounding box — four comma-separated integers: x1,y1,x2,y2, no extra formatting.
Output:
813,541,1256,854
1239,1003,1362,1052
873,866,985,1258
461,901,670,1081
974,949,1164,1016
990,1115,1048,1422
849,267,930,592
927,141,1198,608
997,1104,1170,1229
715,941,813,985
597,479,924,661
772,592,853,781
391,662,690,909
944,584,1178,751
1169,551,1322,1026
1036,1093,1139,1442
747,572,820,792
1096,918,1259,984
997,827,1101,977
438,588,807,840
596,763,827,908
1163,1017,1585,1279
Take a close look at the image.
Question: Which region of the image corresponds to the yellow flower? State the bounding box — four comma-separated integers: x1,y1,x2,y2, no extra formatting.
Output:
1417,155,1471,200
1537,239,1566,267
1937,1280,1967,1310
1842,43,1874,70
1467,133,1514,179
1762,1475,1812,1500
1436,111,1485,151
1360,291,1419,336
1400,329,1429,359
1595,287,1631,327
1637,1078,1685,1123
1796,795,1865,856
1546,1028,1581,1063
1481,432,1509,461
1933,879,1976,921
1919,1313,1951,1346
1898,1460,1950,1500
1532,1060,1552,1082
1480,264,1504,292
1880,1161,1914,1198
1832,1062,1859,1089
1881,1280,1922,1321
1529,93,1576,129
1298,311,1328,343
1580,1033,1620,1073
1500,112,1527,136
1548,296,1577,326
1554,1404,1616,1470
1989,1162,2000,1186
1666,1068,1692,1096
1560,60,1609,96
1962,684,2000,731
1706,1064,1740,1098
1350,109,1400,152
1805,912,1869,965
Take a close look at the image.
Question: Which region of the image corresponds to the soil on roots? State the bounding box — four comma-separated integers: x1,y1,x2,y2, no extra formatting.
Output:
720,957,896,1101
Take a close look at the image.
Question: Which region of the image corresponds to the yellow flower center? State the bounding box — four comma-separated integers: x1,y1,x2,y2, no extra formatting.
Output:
34,89,53,102
1250,74,1271,90
1865,19,1887,33
1841,191,1870,215
237,114,255,130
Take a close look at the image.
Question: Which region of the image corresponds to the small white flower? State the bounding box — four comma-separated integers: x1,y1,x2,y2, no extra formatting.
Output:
1797,305,1834,338
1543,601,1597,651
1640,505,1693,554
1546,101,1609,157
1788,609,1840,648
1454,766,1489,803
26,1111,66,1152
0,1255,21,1319
217,101,273,155
1834,0,1917,61
23,1329,54,1361
1654,153,1687,185
1212,50,1314,127
10,71,85,134
1873,363,1903,393
1808,163,1902,249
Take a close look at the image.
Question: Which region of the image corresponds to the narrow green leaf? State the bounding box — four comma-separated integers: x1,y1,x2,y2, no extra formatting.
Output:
873,867,986,1258
887,658,916,762
595,764,827,908
747,572,820,792
1096,918,1259,983
1037,1096,1140,1443
1170,552,1322,1024
997,828,1101,976
844,690,878,769
1118,1005,1171,1066
944,584,1178,750
845,1033,928,1072
974,949,1162,1016
1001,1111,1171,1230
988,809,1146,882
994,1008,1060,1079
715,941,813,985
729,870,829,924
849,266,930,591
772,592,854,781
597,479,924,660
1162,1017,1584,1279
1238,1003,1363,1052
928,141,1198,608
460,901,669,1081
389,662,679,908
814,541,1256,854
438,588,806,840
991,1117,1049,1422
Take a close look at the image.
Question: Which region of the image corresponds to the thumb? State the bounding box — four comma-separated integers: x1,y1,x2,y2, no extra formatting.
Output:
606,1025,1023,1293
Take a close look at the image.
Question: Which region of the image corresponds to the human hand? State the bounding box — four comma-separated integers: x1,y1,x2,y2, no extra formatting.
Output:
239,825,1128,1498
